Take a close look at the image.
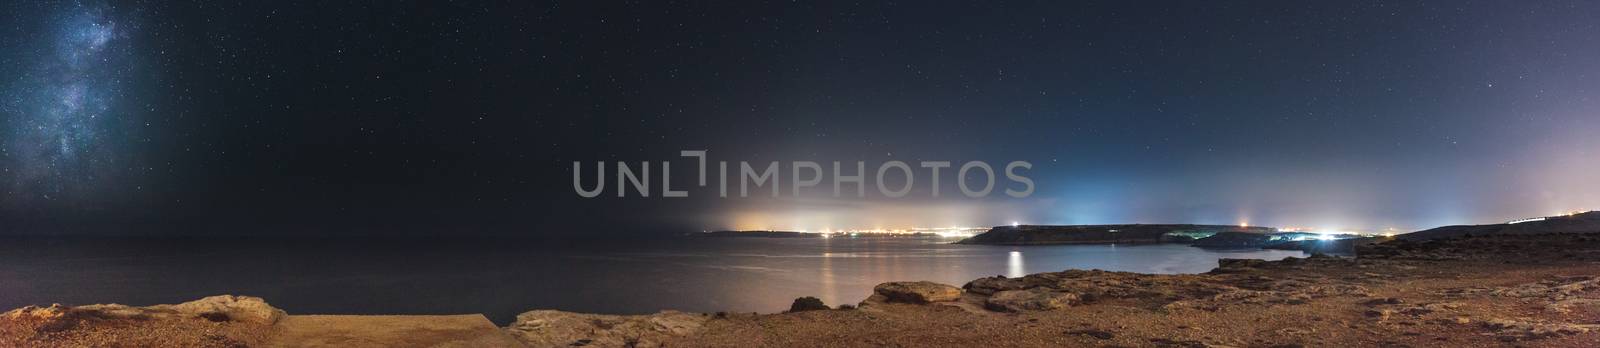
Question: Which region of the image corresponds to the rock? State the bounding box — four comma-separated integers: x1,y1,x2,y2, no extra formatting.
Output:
872,281,962,304
788,296,829,312
1148,338,1214,347
1398,302,1462,316
857,294,889,308
1302,284,1372,297
70,304,151,320
1481,318,1593,340
503,310,707,348
985,288,1079,312
5,295,284,328
160,295,285,324
1364,309,1393,321
1215,258,1268,270
1545,298,1600,314
963,276,1027,295
4,304,79,332
1492,276,1600,300
3,304,68,321
1286,294,1313,305
1277,327,1314,335
1362,297,1403,306
1066,329,1114,339
1,295,285,335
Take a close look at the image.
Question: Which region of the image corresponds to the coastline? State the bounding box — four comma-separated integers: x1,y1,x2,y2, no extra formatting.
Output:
6,232,1600,347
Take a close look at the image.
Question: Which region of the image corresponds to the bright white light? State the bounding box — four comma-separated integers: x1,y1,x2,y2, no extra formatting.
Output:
1011,221,1019,227
1508,217,1546,224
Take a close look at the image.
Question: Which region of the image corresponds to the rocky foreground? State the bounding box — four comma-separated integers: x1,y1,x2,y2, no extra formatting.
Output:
5,234,1600,347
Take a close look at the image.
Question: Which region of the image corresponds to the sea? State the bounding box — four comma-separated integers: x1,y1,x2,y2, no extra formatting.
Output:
0,236,1306,324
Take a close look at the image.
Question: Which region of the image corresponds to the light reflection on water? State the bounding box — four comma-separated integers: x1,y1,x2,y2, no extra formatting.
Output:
1007,250,1026,278
0,237,1305,324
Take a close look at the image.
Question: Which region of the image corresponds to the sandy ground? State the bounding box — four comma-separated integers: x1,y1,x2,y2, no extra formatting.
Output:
0,313,271,347
266,315,523,347
4,233,1599,347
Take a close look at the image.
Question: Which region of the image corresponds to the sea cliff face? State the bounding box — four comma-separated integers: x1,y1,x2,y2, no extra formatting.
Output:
956,224,1273,245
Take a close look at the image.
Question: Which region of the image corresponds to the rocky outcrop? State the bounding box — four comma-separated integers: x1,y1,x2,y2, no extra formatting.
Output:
1482,318,1596,341
503,310,707,347
788,297,829,312
1,295,282,347
2,295,284,331
865,281,963,304
984,288,1078,312
164,295,285,324
962,276,1028,295
1491,275,1600,300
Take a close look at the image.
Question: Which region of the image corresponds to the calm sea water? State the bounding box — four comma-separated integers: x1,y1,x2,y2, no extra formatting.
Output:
0,236,1304,324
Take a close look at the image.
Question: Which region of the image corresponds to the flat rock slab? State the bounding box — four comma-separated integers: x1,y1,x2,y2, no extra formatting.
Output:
267,314,525,348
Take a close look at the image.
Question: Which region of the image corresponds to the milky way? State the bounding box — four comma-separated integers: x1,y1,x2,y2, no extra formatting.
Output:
4,3,132,204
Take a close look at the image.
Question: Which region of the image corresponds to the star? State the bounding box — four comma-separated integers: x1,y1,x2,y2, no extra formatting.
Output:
4,3,132,203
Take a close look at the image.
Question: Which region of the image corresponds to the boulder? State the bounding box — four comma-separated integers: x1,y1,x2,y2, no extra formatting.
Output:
788,296,829,312
872,281,963,304
963,276,1027,295
504,310,706,347
985,288,1079,312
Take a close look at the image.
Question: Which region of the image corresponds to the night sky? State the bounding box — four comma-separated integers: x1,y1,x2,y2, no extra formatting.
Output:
2,1,1597,237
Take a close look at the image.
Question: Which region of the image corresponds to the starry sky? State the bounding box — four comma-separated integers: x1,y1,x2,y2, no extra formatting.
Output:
1,1,1597,236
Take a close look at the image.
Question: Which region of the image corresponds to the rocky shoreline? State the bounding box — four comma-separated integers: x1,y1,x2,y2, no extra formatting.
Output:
6,233,1600,347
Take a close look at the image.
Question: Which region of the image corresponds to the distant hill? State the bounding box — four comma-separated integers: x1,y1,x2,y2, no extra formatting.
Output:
695,231,820,238
1399,211,1600,241
956,224,1272,245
